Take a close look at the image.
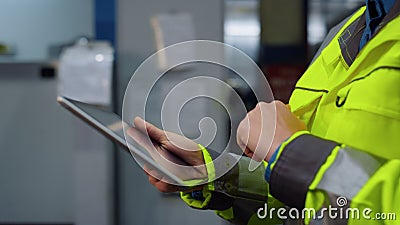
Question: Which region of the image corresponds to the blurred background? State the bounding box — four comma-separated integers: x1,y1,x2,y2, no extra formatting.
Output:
0,0,364,224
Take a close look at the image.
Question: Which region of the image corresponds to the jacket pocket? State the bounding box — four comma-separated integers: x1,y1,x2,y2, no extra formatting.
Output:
335,67,400,120
289,87,325,128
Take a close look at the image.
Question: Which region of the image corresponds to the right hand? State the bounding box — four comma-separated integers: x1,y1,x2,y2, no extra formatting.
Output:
237,101,306,162
126,117,206,193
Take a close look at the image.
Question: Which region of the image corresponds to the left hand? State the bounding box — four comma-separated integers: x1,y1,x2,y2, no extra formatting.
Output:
236,100,306,162
126,117,207,192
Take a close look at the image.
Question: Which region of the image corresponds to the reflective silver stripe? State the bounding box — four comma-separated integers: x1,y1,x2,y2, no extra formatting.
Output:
309,193,350,225
213,154,268,201
317,147,383,200
283,193,351,225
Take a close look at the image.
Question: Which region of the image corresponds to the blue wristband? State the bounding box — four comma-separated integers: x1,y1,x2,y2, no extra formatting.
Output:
264,145,280,183
191,190,205,201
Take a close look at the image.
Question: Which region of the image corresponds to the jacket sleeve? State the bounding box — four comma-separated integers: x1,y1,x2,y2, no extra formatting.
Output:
181,129,400,225
268,131,400,225
180,146,284,225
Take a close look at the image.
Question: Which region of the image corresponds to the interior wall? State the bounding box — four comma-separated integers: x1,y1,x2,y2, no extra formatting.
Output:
0,66,75,223
0,0,93,60
0,1,115,224
0,66,114,225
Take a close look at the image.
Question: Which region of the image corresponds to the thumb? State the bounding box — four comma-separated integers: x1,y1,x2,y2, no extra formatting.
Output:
134,117,165,141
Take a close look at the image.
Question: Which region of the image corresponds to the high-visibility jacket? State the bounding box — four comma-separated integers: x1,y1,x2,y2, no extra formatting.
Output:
181,4,400,225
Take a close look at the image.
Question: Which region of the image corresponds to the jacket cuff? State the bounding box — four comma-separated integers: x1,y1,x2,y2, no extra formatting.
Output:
269,133,338,209
180,145,235,210
199,144,216,184
180,184,234,210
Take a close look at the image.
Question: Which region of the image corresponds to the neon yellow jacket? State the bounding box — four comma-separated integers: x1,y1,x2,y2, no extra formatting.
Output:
181,5,400,225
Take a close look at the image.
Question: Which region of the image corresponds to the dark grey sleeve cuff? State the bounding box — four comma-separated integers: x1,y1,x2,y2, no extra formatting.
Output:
200,148,236,210
204,149,267,211
269,134,338,209
205,191,235,210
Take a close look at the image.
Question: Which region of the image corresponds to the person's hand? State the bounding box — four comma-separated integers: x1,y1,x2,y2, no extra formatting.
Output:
237,100,306,162
126,117,206,193
142,164,204,193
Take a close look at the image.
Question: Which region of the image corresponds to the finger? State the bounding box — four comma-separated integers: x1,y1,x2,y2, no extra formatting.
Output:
126,127,159,155
143,164,154,175
143,164,163,181
148,176,158,186
145,164,176,185
145,167,172,191
145,163,202,193
126,127,149,147
143,165,155,176
155,181,181,193
148,170,180,193
133,117,147,132
243,147,254,158
134,117,165,142
236,116,250,151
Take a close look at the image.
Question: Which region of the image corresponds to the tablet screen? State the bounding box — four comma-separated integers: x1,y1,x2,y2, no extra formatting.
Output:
59,97,128,149
57,96,189,185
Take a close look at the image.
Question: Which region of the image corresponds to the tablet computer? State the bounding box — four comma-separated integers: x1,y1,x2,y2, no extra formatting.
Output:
57,96,189,186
